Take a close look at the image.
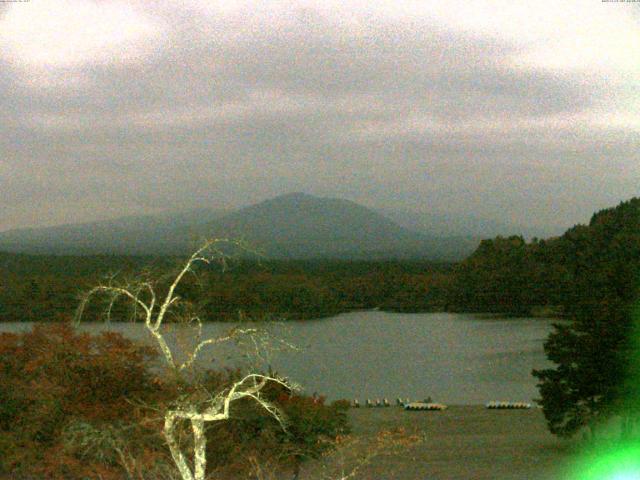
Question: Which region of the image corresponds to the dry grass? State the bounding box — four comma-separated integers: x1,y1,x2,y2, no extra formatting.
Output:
299,406,577,480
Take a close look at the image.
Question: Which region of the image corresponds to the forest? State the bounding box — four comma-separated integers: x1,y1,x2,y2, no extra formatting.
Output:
1,198,639,324
447,197,640,317
0,255,453,323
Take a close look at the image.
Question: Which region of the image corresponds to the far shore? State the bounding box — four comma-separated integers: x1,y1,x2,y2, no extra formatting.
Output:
0,305,563,324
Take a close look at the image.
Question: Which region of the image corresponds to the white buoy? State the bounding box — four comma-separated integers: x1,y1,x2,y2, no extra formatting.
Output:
486,401,532,409
404,402,447,411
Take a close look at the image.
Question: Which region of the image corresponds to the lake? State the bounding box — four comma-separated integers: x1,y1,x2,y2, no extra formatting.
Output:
0,311,557,405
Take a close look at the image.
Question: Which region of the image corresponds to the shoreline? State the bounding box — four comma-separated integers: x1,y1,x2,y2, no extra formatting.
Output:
0,306,562,324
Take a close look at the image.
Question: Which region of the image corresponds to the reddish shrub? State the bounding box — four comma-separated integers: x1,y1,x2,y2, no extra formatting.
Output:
0,324,168,478
0,325,349,479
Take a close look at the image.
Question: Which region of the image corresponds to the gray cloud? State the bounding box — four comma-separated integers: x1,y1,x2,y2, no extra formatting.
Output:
1,1,638,232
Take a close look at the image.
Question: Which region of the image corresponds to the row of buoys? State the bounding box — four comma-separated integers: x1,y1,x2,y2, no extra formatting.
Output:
353,398,391,408
352,399,531,410
352,397,433,408
404,402,448,411
485,401,531,409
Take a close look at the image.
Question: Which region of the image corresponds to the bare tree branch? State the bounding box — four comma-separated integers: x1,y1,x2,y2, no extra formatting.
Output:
77,239,294,480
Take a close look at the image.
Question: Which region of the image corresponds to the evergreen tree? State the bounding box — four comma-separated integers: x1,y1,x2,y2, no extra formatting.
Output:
532,198,640,437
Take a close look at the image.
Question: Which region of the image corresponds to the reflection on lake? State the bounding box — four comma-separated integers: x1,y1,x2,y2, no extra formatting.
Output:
0,311,556,405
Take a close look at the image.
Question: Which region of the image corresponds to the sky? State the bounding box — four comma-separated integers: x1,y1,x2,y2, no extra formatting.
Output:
1,0,639,233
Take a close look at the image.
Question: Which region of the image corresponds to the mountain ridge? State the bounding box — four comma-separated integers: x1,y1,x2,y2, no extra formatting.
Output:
0,193,479,260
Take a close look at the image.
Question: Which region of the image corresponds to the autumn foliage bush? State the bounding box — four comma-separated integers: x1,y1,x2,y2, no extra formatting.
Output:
0,323,170,479
0,324,349,479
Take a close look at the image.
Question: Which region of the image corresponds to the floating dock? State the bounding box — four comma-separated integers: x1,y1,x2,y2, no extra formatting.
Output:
404,402,447,411
485,401,531,409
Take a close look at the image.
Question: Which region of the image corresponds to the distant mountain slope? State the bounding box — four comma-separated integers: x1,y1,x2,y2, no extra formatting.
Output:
0,193,478,260
0,209,227,255
203,192,478,260
379,208,563,239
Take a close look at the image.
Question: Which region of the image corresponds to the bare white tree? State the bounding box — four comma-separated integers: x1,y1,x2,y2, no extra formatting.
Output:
76,239,294,480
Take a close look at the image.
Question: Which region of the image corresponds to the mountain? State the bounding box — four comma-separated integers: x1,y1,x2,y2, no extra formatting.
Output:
379,208,563,240
202,192,478,260
0,193,478,260
0,209,228,255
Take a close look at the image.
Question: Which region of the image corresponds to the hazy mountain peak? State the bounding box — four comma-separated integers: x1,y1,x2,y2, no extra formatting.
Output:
273,191,315,200
0,193,478,260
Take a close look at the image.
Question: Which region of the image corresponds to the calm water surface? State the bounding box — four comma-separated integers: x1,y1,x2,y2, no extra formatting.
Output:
0,311,556,405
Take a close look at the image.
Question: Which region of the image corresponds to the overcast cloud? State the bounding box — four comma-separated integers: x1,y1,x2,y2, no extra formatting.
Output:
1,0,639,232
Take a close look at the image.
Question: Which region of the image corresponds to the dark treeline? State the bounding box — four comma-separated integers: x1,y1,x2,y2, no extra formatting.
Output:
197,259,454,320
0,254,454,322
531,198,640,437
446,197,640,317
2,197,638,323
445,235,572,315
